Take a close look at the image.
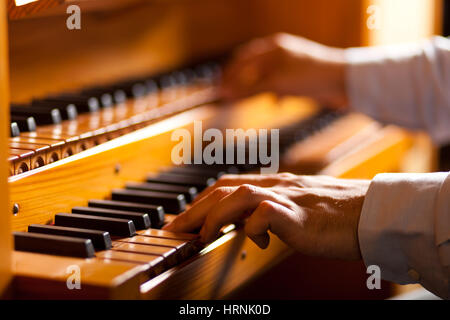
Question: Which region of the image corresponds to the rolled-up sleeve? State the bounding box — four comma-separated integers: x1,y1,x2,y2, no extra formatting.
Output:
359,172,450,299
345,36,450,145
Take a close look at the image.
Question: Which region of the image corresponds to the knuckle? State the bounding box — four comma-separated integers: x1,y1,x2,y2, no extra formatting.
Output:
211,187,230,198
278,172,296,179
258,200,276,214
236,184,257,196
272,32,288,43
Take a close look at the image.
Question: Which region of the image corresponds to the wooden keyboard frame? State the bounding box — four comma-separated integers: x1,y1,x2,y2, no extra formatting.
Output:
8,100,420,299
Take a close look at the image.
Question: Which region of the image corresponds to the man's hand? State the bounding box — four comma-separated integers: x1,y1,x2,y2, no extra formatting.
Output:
220,33,349,109
164,173,370,260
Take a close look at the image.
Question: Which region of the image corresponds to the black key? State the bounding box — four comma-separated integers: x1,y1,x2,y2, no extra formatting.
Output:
167,166,225,179
147,173,215,192
11,122,20,137
10,106,61,125
101,93,114,108
111,81,147,98
88,200,165,228
28,224,111,250
55,213,136,237
165,170,224,181
14,231,95,258
113,89,127,104
81,89,114,108
33,95,99,113
195,164,239,174
71,207,151,230
129,82,147,98
195,62,221,82
144,79,158,94
180,68,197,83
172,71,188,86
27,103,78,121
159,74,177,90
126,182,197,203
111,189,186,214
10,116,36,133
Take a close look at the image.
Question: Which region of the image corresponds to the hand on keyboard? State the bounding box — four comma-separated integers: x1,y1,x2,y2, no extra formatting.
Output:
164,173,370,261
220,33,348,109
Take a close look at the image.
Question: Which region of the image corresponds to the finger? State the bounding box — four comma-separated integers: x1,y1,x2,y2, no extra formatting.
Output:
244,200,295,249
220,63,278,101
223,37,276,79
221,47,280,100
192,174,283,204
200,185,292,243
163,186,236,233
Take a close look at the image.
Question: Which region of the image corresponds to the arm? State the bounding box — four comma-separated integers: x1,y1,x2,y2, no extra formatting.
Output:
221,33,450,144
165,172,450,299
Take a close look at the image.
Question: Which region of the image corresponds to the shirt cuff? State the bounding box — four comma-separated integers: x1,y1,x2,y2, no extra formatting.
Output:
358,172,449,298
344,42,424,128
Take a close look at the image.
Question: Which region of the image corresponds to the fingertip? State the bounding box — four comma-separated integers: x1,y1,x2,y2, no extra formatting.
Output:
199,227,217,244
199,227,207,243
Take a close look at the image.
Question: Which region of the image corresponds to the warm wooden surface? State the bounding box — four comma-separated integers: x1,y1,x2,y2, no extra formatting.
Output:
282,113,380,174
320,126,414,179
0,0,12,298
141,230,291,299
361,0,442,46
8,104,426,299
7,0,148,20
8,0,368,103
253,0,365,48
12,251,145,299
5,0,440,299
8,0,63,20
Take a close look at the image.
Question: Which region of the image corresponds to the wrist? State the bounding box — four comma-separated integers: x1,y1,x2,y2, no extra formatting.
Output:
325,48,349,109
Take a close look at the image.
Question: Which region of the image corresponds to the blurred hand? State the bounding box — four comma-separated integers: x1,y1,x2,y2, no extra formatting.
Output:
220,33,348,109
164,173,370,260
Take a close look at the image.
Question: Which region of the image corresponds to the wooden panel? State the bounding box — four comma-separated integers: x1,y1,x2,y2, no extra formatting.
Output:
8,0,258,102
362,0,442,46
9,0,369,103
0,0,12,298
8,0,63,20
252,0,365,48
141,230,292,299
7,0,144,20
282,113,380,174
12,251,145,299
320,126,414,179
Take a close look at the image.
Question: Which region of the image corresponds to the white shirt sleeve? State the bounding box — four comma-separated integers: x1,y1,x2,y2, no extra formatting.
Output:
359,172,450,299
345,36,450,145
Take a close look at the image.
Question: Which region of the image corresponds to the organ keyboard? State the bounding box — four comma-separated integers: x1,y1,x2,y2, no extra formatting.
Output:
8,64,219,176
8,89,414,298
1,0,437,300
